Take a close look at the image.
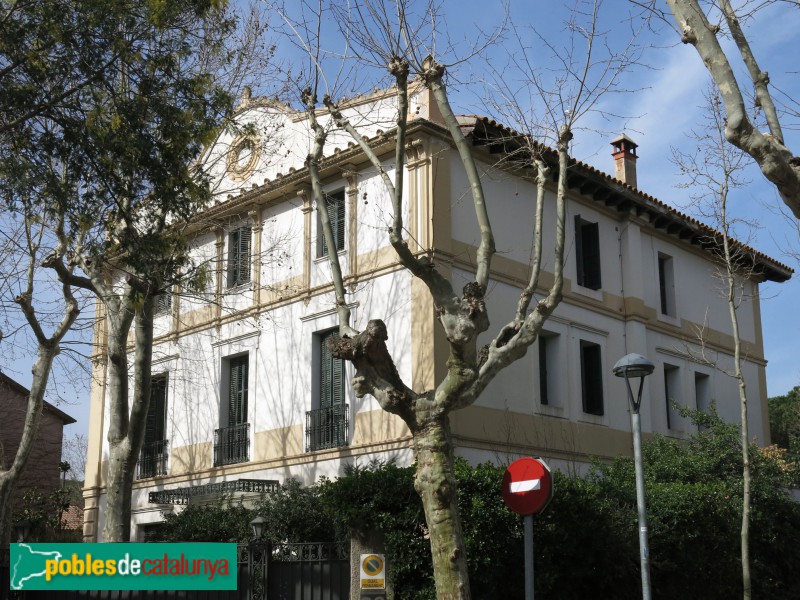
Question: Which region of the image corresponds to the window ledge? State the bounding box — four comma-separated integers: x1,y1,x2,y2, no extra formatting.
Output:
224,282,253,294
657,312,680,327
537,404,565,418
313,249,347,264
572,285,603,302
577,413,606,426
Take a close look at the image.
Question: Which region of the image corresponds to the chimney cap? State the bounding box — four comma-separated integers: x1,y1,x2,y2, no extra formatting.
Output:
611,133,638,150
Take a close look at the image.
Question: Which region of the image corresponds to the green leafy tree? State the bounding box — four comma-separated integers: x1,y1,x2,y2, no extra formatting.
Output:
769,386,800,455
1,0,239,542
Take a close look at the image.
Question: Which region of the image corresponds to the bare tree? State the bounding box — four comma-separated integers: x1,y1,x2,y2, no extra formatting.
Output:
662,0,800,217
278,1,638,595
62,433,88,483
0,210,83,545
672,87,759,599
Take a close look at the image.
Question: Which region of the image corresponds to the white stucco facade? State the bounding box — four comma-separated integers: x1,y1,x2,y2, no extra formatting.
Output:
82,86,791,541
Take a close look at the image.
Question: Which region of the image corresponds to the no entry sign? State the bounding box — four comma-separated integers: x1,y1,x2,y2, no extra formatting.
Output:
502,457,553,516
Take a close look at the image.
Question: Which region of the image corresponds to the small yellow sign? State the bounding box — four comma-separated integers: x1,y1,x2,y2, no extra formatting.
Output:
359,554,385,590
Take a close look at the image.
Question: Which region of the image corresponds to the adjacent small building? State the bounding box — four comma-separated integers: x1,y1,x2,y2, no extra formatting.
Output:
81,84,792,541
0,372,76,513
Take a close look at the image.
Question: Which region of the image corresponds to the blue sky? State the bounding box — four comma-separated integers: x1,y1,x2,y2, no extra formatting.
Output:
7,0,799,443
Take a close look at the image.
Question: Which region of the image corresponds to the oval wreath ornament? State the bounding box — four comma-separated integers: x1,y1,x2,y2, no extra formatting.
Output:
227,135,260,180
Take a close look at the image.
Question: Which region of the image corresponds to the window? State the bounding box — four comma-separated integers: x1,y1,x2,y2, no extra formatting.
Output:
306,330,349,451
664,364,680,429
137,373,168,479
227,355,249,426
227,227,252,288
538,334,559,407
318,190,345,257
575,216,601,290
658,253,675,316
695,372,710,414
138,523,165,542
215,355,249,466
539,337,549,406
154,291,172,316
580,340,604,415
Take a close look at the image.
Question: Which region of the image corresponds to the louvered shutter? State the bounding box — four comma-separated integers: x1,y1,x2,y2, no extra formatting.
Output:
333,193,345,252
227,228,252,287
238,227,252,285
320,330,345,409
321,192,345,256
229,356,249,426
320,332,333,409
145,374,168,444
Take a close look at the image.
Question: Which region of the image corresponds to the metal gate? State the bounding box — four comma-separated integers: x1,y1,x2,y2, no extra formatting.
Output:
265,542,350,600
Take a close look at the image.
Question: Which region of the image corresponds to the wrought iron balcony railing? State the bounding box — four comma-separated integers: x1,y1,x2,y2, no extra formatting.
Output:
214,423,250,466
137,439,169,480
306,404,349,452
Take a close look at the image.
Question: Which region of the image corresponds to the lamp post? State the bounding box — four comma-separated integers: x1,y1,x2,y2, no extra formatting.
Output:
250,515,265,540
613,353,655,600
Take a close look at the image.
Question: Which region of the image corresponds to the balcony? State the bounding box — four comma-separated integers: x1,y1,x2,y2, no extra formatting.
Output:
306,404,349,452
214,423,250,466
137,439,169,479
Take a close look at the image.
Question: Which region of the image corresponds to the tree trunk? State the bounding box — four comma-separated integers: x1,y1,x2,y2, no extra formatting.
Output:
0,346,57,543
101,299,135,542
412,416,470,600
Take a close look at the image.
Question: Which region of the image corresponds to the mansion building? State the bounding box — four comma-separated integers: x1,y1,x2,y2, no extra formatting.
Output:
82,84,792,541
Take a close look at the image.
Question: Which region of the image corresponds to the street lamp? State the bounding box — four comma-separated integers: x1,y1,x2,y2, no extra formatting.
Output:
15,520,31,543
250,515,266,540
613,353,655,600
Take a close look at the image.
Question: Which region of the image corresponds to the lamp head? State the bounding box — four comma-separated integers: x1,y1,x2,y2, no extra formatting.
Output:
613,353,655,379
250,515,266,539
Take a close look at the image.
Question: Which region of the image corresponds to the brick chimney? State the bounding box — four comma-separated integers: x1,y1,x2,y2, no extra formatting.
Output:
611,134,638,188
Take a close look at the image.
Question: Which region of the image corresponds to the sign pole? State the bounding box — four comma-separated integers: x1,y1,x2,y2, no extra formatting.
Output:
524,514,534,600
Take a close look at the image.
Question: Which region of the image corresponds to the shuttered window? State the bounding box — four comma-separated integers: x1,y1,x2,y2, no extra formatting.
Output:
154,292,172,316
228,355,249,426
145,374,168,445
575,216,601,290
539,337,549,406
319,191,345,257
319,330,344,410
580,341,604,416
227,227,252,288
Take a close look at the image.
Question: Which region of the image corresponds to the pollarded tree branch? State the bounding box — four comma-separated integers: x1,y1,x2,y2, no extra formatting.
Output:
719,0,782,144
421,55,496,291
304,87,357,337
665,0,800,218
465,126,569,407
514,158,551,325
328,319,418,426
323,68,458,314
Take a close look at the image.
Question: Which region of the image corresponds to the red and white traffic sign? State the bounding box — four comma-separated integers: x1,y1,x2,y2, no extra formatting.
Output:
502,457,553,516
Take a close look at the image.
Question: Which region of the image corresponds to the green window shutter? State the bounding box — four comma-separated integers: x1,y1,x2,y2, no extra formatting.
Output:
320,331,344,409
227,227,252,287
145,374,168,444
238,227,252,285
321,191,345,257
155,292,172,315
229,356,249,426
